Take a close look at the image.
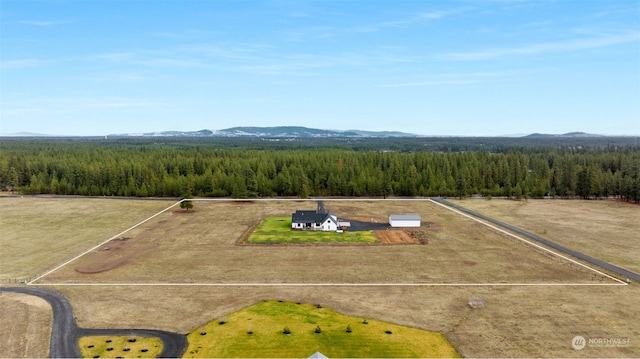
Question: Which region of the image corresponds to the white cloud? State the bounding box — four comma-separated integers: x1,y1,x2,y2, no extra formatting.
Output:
354,7,472,33
19,20,72,26
0,59,41,70
438,32,640,61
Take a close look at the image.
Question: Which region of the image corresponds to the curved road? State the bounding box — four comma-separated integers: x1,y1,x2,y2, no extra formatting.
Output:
433,198,640,282
1,286,187,358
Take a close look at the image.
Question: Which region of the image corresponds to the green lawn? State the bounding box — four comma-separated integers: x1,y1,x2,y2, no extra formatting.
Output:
248,216,377,243
78,336,163,358
184,300,460,358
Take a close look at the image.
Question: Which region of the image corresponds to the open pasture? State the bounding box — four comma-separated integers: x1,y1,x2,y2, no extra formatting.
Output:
2,198,638,357
38,199,600,284
449,198,640,274
0,197,175,282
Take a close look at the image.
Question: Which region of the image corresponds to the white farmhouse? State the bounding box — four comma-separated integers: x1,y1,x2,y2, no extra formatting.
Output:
291,210,339,231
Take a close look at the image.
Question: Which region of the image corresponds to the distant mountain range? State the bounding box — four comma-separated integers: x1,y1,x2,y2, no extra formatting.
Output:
3,128,621,138
108,126,418,138
523,131,605,138
108,128,614,139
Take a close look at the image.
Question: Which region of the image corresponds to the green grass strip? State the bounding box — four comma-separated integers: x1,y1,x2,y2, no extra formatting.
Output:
248,217,377,243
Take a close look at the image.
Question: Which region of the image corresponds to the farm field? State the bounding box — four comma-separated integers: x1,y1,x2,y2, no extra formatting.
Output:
1,197,638,357
449,198,640,274
38,199,598,284
0,292,52,358
0,197,175,282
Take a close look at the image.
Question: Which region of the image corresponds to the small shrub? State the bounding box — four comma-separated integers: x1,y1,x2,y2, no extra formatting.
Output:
314,326,322,334
282,327,291,334
247,331,253,335
128,338,136,343
218,321,226,325
362,319,368,324
385,330,393,334
346,325,352,333
200,332,207,336
315,304,322,308
105,340,112,343
106,348,113,351
141,349,148,352
123,348,130,352
93,356,99,358
87,345,95,348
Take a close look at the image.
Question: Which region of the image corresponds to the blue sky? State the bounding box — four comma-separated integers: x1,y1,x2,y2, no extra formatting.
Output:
1,0,639,136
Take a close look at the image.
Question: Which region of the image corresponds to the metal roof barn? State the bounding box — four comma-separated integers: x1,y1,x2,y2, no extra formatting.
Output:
389,214,421,228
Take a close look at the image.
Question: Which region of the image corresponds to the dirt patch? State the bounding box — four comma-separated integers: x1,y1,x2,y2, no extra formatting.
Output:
407,229,430,245
75,211,194,274
375,230,419,244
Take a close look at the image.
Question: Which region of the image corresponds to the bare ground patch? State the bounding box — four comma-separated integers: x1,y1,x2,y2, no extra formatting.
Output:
375,229,419,244
75,211,195,274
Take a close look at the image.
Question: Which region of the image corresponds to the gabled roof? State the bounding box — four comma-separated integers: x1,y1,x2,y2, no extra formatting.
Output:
292,210,336,224
308,352,329,359
389,214,421,221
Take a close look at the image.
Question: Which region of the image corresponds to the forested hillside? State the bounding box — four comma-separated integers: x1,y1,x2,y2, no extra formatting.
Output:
1,138,638,203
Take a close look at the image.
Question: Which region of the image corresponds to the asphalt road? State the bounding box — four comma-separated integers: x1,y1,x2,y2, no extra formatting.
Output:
1,286,187,358
433,198,640,283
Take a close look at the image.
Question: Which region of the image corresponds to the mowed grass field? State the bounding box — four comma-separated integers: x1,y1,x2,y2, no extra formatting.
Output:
248,216,377,243
0,197,175,281
0,292,52,358
185,300,460,358
1,197,639,357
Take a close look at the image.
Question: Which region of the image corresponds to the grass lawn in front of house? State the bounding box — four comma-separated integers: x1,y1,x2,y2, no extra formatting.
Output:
248,216,377,243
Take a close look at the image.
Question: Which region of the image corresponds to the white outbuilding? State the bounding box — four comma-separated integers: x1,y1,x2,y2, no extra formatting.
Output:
389,214,421,228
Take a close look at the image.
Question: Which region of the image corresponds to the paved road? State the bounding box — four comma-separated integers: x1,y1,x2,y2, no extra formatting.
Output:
1,286,187,358
433,198,640,283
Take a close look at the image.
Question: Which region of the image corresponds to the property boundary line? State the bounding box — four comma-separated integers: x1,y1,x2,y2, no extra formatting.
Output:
29,282,625,287
26,198,627,287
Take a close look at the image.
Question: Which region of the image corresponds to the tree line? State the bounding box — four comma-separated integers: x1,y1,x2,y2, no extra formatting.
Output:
1,138,638,203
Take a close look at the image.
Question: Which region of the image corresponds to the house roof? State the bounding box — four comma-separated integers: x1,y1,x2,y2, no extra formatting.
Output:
292,210,336,224
308,352,329,359
389,214,421,221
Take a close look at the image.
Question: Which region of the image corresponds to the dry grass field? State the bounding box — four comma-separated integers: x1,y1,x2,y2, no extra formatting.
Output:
1,197,638,357
41,199,598,284
449,198,640,274
0,197,175,282
0,292,52,358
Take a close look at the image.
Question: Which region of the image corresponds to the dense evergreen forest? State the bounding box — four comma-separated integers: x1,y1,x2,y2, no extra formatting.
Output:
1,137,639,203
